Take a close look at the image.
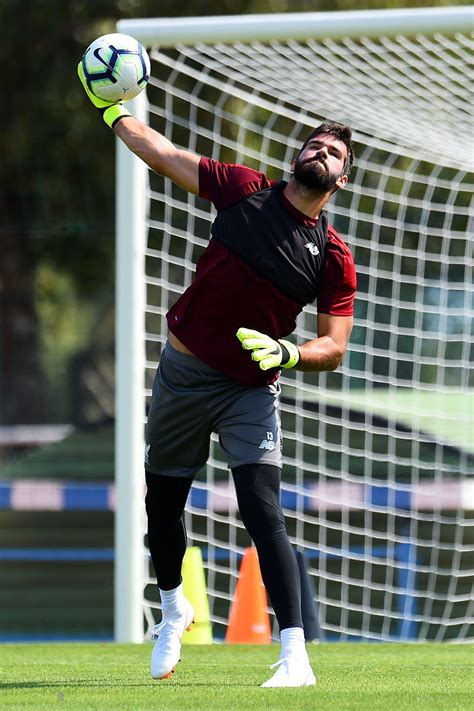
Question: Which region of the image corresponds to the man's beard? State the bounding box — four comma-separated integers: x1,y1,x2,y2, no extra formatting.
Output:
293,156,341,192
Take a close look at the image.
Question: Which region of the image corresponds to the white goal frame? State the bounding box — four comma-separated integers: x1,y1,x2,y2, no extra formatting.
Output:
114,7,472,643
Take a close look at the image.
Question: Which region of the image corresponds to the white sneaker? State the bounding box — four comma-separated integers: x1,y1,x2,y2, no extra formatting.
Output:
150,600,195,679
261,655,316,688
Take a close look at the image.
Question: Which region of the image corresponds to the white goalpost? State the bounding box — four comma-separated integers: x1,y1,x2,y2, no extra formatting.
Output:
115,8,474,643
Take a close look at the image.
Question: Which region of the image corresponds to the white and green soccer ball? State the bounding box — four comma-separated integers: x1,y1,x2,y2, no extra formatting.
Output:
81,33,150,102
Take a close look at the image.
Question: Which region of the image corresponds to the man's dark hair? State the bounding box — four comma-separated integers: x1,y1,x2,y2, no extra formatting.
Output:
301,121,355,176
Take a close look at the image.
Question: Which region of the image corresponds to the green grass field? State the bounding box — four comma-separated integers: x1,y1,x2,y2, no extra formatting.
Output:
1,643,473,710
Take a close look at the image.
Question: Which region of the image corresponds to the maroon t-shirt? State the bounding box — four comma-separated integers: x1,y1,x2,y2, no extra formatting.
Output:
167,158,356,386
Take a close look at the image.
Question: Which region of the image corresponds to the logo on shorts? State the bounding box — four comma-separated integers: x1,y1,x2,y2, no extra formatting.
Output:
259,431,275,451
144,443,151,465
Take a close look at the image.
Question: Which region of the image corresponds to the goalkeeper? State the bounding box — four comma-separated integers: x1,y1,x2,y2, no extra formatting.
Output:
79,65,356,688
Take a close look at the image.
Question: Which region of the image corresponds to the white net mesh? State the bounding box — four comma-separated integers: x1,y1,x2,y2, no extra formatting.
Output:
140,29,473,641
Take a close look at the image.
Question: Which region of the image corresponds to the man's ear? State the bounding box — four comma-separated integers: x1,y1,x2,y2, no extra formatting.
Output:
335,174,348,190
290,158,296,173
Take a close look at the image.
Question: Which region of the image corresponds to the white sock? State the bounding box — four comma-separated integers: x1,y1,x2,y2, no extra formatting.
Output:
280,627,307,659
159,583,186,617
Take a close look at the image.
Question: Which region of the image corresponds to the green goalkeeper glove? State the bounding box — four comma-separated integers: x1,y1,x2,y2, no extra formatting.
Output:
77,61,131,129
236,327,300,371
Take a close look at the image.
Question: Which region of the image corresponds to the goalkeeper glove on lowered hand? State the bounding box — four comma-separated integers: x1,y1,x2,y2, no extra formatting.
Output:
236,327,300,371
77,61,131,129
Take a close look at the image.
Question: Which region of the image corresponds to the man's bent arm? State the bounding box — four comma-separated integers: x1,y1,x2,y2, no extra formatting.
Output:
296,313,353,372
114,116,201,195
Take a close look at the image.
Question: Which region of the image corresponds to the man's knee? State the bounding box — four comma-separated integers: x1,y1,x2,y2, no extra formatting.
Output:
232,463,286,543
145,470,191,526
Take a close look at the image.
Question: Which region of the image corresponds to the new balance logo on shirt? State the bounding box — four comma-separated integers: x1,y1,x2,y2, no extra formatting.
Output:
304,242,320,256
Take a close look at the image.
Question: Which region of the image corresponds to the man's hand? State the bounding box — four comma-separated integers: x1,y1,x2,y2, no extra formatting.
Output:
236,328,300,371
77,61,131,129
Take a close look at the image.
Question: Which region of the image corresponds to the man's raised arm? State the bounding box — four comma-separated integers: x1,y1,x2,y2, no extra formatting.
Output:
114,116,200,195
77,61,200,195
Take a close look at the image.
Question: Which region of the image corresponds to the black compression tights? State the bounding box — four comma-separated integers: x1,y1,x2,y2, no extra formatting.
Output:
145,470,192,591
145,465,302,631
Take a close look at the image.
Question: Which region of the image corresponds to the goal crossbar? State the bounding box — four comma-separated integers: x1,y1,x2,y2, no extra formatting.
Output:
118,7,471,46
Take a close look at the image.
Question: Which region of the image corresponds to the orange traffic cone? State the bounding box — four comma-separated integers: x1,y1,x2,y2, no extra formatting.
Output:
225,546,271,644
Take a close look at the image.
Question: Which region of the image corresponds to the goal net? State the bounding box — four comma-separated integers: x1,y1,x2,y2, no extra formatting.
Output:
115,8,474,643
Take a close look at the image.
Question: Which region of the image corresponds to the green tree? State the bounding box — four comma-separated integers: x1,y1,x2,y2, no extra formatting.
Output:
0,0,118,422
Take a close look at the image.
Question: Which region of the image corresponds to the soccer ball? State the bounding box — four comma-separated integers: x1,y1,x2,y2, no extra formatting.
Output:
81,33,150,102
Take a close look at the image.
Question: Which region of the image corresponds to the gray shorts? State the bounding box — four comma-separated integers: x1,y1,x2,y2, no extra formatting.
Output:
145,341,282,478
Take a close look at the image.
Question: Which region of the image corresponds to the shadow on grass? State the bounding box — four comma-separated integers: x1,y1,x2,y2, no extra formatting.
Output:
0,680,260,690
0,681,146,689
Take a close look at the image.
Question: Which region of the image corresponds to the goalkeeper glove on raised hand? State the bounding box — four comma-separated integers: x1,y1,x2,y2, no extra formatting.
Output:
77,61,131,129
236,327,300,371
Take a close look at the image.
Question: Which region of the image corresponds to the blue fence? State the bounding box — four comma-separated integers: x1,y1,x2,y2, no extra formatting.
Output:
4,479,462,642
